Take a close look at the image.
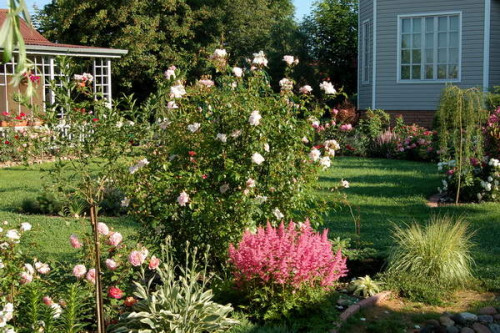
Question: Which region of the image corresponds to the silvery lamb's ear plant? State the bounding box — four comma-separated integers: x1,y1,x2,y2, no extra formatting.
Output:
109,238,238,333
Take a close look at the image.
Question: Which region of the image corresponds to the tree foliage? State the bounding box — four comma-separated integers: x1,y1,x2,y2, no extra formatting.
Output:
35,0,296,101
298,0,358,95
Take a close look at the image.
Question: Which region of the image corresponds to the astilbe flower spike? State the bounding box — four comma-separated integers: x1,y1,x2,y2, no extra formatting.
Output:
228,220,348,290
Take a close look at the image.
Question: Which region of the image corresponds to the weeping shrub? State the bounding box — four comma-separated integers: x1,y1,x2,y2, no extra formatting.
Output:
435,86,489,203
386,215,474,301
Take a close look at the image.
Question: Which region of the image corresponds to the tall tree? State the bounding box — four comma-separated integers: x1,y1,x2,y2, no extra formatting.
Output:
299,0,358,95
35,0,296,100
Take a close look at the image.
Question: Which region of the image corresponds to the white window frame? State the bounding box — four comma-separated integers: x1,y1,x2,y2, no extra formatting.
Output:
361,19,372,85
397,11,462,84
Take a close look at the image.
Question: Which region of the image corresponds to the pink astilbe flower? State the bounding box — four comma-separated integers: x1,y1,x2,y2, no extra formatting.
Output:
228,220,348,290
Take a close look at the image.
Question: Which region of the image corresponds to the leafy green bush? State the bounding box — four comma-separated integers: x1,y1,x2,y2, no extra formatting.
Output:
385,216,474,303
120,51,339,268
109,239,238,333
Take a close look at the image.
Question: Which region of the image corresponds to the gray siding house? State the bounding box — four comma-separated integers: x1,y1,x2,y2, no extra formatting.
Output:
358,0,500,127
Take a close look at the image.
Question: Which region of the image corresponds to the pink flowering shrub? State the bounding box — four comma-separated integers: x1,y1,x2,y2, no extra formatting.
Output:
228,220,347,320
229,221,347,289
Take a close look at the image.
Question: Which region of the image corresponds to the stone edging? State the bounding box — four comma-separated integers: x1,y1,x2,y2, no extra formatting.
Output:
330,291,392,333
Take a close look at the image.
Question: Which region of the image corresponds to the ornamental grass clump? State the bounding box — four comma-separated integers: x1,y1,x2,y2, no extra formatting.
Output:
228,220,347,320
386,216,474,302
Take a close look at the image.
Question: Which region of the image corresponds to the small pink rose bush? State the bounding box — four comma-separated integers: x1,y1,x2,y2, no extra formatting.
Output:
0,220,162,331
228,220,348,321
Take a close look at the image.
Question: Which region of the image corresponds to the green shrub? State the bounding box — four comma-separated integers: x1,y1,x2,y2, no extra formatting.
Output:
349,275,381,298
109,239,238,333
120,51,338,269
385,215,474,303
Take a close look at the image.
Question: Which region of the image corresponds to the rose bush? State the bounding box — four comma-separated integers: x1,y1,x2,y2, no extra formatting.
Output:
119,50,342,268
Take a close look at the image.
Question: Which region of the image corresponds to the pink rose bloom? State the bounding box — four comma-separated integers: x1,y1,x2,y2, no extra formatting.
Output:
198,79,215,87
69,234,82,249
43,296,53,306
97,222,109,235
148,256,160,270
86,269,96,284
128,250,146,267
105,259,118,271
299,85,313,94
20,272,33,284
72,264,87,279
177,191,190,207
35,262,50,275
339,124,353,132
108,232,123,247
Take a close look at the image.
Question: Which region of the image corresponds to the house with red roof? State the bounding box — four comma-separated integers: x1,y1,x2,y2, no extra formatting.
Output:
0,10,127,124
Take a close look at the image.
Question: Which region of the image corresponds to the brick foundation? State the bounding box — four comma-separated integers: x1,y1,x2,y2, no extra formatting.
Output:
359,110,436,128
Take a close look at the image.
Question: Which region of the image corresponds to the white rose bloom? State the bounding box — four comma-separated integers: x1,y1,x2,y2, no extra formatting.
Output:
216,133,227,143
187,123,201,133
255,195,268,204
319,81,337,95
299,85,313,94
488,176,493,182
319,156,331,169
177,191,190,207
20,223,31,232
6,230,20,242
170,84,186,99
233,67,243,77
246,178,256,188
213,48,227,58
164,69,176,80
35,262,50,275
273,208,284,220
324,139,340,151
24,263,35,274
249,110,262,126
279,78,293,91
283,55,295,65
252,51,268,67
251,153,265,165
301,136,309,144
341,180,350,188
264,143,270,152
477,193,483,200
167,101,178,109
309,148,321,162
116,121,123,128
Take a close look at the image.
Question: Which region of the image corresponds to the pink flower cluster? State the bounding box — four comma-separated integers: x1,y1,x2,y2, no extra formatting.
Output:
228,220,348,290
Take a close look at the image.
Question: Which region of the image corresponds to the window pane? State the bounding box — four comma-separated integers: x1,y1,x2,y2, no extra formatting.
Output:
425,65,434,79
401,50,411,64
448,64,458,79
438,49,447,63
438,64,447,79
412,34,421,48
438,33,448,48
449,32,459,48
412,65,421,79
402,19,411,33
426,17,434,32
425,33,434,48
438,16,448,31
402,34,411,48
449,48,459,63
412,49,422,63
425,49,434,63
413,19,421,33
450,16,459,31
401,65,411,79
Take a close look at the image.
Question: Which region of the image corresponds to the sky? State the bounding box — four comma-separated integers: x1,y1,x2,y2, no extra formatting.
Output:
3,0,315,20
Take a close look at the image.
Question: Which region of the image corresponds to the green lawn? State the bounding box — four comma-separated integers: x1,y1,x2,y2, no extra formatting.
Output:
1,157,499,289
321,157,500,291
0,163,138,262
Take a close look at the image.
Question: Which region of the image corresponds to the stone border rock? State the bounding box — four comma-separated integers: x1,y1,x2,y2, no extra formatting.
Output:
330,291,392,333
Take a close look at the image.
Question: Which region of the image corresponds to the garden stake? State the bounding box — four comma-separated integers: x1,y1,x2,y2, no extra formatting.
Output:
90,204,105,333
